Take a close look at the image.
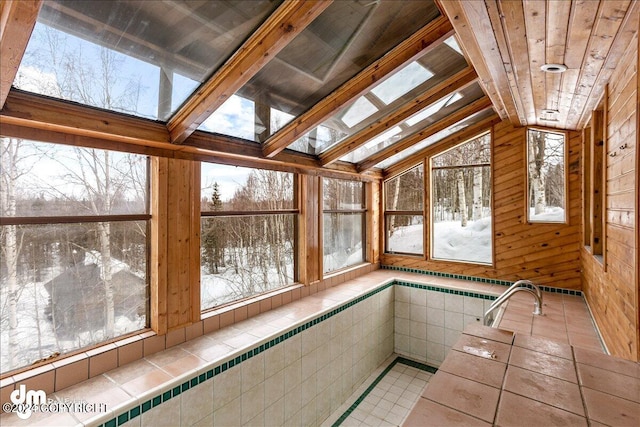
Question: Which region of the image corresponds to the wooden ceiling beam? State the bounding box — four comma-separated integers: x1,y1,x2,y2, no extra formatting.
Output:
1,90,171,146
382,113,501,180
262,15,455,158
167,0,331,145
437,0,521,125
0,0,42,109
0,90,378,182
319,67,478,166
357,96,494,172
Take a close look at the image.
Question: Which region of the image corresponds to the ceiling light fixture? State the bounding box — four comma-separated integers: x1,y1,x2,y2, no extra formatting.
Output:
541,63,567,73
541,108,559,115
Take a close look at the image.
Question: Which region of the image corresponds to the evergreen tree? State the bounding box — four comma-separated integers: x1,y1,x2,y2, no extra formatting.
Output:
202,183,224,274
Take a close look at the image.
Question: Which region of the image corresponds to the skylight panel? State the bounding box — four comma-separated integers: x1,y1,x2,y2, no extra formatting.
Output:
200,95,255,140
371,62,434,104
340,96,378,128
364,126,403,149
444,36,463,55
405,97,449,127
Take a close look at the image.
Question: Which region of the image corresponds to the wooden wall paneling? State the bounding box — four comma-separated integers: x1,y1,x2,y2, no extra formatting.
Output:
190,162,201,323
423,158,431,260
308,176,321,284
636,19,640,362
590,108,605,255
381,120,583,290
367,180,381,266
166,159,191,329
582,30,638,361
583,127,592,246
151,157,168,335
298,174,321,285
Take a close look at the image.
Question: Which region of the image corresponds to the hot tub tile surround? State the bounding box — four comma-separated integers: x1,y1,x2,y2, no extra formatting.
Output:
404,324,640,427
0,268,604,427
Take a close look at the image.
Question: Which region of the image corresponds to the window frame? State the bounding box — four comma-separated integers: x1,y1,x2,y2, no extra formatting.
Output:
428,131,493,265
199,163,300,312
321,177,367,275
525,127,569,224
0,139,152,373
383,163,425,256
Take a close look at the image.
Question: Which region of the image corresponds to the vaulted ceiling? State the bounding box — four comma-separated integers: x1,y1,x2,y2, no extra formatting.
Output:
1,1,638,178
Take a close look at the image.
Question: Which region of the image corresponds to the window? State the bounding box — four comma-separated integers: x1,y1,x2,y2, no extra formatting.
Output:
384,165,424,255
0,138,150,373
200,164,296,310
430,132,492,264
527,129,567,223
322,178,366,273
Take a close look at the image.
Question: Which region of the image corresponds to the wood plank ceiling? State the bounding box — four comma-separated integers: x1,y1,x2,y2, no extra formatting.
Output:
1,0,639,176
440,0,640,131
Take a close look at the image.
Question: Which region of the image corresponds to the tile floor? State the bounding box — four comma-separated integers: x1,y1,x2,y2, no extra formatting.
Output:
322,356,436,427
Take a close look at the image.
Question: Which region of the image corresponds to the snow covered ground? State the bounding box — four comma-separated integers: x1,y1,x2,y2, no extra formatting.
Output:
529,206,565,222
388,217,492,264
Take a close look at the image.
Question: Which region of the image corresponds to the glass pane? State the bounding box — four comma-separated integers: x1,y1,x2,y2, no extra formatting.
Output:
384,165,424,211
431,134,492,264
323,178,364,210
342,82,486,164
373,107,496,170
527,129,566,223
0,138,148,217
17,1,281,120
203,0,441,142
200,215,294,310
201,164,294,211
386,215,423,255
289,38,467,155
1,222,148,372
323,213,364,273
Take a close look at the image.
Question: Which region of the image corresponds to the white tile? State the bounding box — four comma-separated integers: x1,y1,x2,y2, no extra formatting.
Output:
409,304,427,323
301,327,317,356
141,395,180,427
264,343,285,378
426,324,444,344
410,288,427,306
409,320,427,340
264,369,285,408
213,395,241,426
464,296,486,316
264,397,285,427
180,378,213,425
444,310,464,331
395,286,411,303
241,352,264,393
394,317,410,335
426,307,445,327
444,328,462,347
395,301,410,319
444,294,465,313
426,291,445,309
213,364,241,408
241,382,264,424
284,335,301,366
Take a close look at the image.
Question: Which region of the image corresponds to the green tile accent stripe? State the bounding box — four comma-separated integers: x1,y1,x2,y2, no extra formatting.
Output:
382,265,583,296
96,280,494,427
331,357,437,427
395,280,497,301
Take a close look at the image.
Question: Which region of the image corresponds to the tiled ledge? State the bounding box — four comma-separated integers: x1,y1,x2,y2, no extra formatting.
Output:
0,263,379,407
0,269,505,427
0,268,604,426
403,324,640,426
